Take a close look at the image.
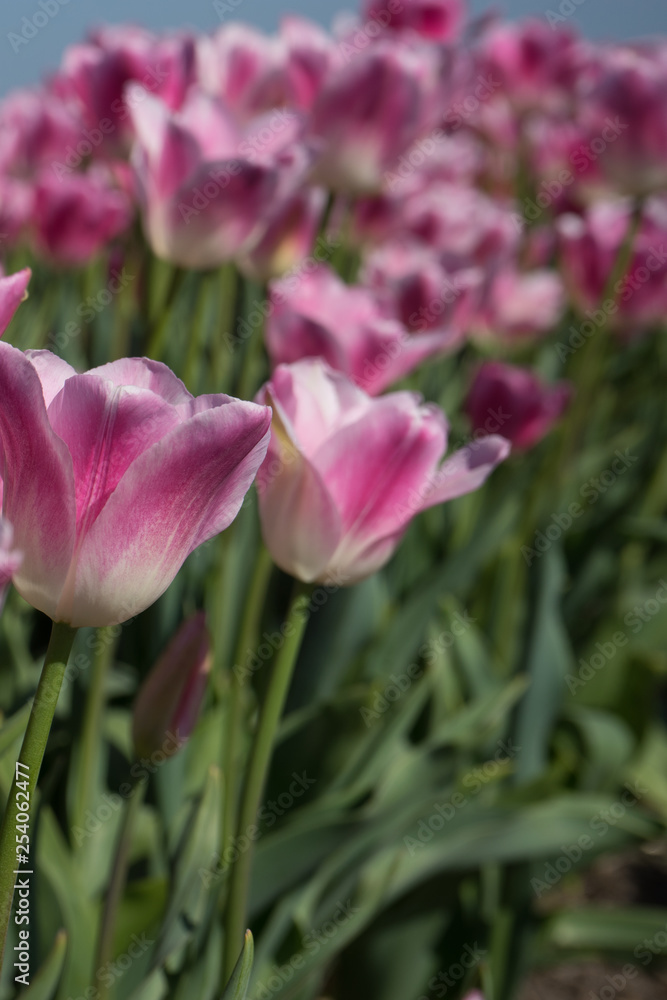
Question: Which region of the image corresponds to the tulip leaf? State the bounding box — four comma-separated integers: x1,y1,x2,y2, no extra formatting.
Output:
220,929,254,1000
19,929,67,1000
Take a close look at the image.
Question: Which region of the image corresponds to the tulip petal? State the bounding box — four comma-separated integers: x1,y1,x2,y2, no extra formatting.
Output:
0,343,76,619
88,356,193,406
59,400,271,626
25,350,77,407
0,269,31,338
422,436,511,507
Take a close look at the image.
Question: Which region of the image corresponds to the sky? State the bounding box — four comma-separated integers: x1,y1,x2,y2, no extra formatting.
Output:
0,0,665,97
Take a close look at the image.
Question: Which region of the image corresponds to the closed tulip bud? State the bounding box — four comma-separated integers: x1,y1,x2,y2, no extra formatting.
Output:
0,346,271,627
0,268,31,338
132,612,211,760
256,359,509,584
465,362,572,451
0,519,22,612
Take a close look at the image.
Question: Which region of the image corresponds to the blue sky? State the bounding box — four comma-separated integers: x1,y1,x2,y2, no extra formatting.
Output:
1,0,665,96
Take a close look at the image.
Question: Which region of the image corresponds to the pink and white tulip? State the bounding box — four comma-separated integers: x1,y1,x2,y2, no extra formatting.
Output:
477,268,565,341
256,359,509,584
0,347,271,627
465,361,571,451
265,265,453,394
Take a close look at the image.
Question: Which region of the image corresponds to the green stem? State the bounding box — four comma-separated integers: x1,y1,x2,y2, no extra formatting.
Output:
0,622,78,973
146,265,187,361
221,545,273,874
94,776,145,999
222,584,311,981
71,628,118,842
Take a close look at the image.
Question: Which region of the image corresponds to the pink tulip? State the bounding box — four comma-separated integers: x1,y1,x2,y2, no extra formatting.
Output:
360,0,465,42
132,612,211,760
465,362,571,451
33,167,132,265
265,264,453,395
0,88,81,175
0,519,22,613
0,268,31,338
282,17,335,110
305,41,439,192
130,91,278,268
557,198,667,328
583,45,667,196
478,268,565,341
197,24,287,120
256,359,509,584
240,183,326,282
0,347,271,627
0,177,34,252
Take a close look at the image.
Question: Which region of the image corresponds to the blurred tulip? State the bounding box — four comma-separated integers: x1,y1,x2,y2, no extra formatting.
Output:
478,268,565,341
466,361,571,451
266,264,453,394
0,268,31,337
0,519,22,613
282,17,335,110
0,88,82,175
360,0,465,42
557,197,667,328
256,359,509,583
305,42,439,193
33,167,132,265
0,348,271,627
132,612,211,760
0,177,33,251
130,91,278,268
197,23,287,119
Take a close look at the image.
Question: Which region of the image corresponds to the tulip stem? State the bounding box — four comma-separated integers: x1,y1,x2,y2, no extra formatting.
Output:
0,621,77,973
221,544,273,881
222,582,311,981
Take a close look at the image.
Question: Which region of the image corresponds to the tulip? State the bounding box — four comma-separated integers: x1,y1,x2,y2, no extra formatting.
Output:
305,42,439,193
360,0,465,42
0,520,22,613
478,268,565,341
0,268,31,338
557,198,667,329
0,88,81,175
256,359,509,584
129,91,278,268
282,17,335,111
0,347,271,627
265,264,453,394
33,168,132,266
132,612,211,760
465,362,571,451
0,177,33,252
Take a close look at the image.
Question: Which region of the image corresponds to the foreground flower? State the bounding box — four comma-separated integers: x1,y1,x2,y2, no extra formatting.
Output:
265,264,452,394
0,268,30,337
0,519,22,612
465,361,571,451
132,612,211,760
0,347,271,627
256,360,509,584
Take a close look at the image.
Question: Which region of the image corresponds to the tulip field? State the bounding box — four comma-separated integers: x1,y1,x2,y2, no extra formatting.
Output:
0,1,666,998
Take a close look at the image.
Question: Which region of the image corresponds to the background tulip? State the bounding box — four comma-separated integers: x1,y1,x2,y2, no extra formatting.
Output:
0,346,271,627
256,359,509,584
132,611,211,760
360,0,465,43
465,361,572,451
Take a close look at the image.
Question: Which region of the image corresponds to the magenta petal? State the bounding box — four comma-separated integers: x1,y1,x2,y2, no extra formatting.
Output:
0,343,76,619
423,436,511,507
88,357,193,405
25,350,77,407
0,518,23,612
0,269,31,338
58,401,271,626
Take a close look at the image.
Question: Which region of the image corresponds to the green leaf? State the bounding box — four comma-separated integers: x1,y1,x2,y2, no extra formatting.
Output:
19,929,67,1000
548,907,667,951
220,929,254,1000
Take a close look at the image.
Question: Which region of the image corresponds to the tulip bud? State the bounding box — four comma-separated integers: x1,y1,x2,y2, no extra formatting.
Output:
0,519,22,612
132,612,211,761
465,362,572,452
